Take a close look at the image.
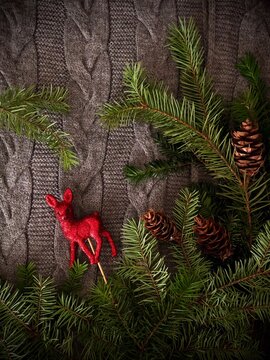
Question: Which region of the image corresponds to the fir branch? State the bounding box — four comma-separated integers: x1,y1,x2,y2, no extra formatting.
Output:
196,223,270,318
237,53,262,85
173,188,209,272
58,334,74,358
168,18,223,128
252,221,270,268
174,189,199,269
90,278,142,351
61,260,88,294
0,86,79,170
0,281,32,333
56,293,92,332
82,326,124,360
154,132,186,160
0,325,32,360
191,183,224,219
188,330,261,360
100,63,238,183
0,85,69,112
231,88,262,123
217,173,270,246
119,219,170,303
30,86,70,113
27,276,57,326
16,262,38,291
232,53,270,128
201,288,270,327
219,266,270,292
117,197,209,353
140,310,170,352
205,221,270,295
35,323,63,358
141,273,207,351
204,260,270,300
236,53,268,105
174,188,199,240
167,18,203,74
124,159,189,183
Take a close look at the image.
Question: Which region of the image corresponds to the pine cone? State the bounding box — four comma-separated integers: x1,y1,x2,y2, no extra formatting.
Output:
194,215,233,261
142,209,181,243
232,119,265,176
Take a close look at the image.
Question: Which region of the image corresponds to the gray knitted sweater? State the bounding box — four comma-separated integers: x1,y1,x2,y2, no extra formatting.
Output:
0,0,270,284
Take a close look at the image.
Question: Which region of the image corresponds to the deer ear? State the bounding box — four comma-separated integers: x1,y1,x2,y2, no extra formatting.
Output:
45,194,58,209
63,188,73,204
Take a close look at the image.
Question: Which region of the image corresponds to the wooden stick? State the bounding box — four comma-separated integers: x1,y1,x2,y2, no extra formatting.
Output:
87,238,108,284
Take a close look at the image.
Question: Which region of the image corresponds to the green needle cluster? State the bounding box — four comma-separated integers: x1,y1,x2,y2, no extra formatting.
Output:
0,189,269,358
1,17,270,359
0,85,79,170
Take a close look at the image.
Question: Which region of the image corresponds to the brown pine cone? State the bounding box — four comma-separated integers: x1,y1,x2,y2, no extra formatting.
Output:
232,119,265,176
142,209,181,243
194,215,233,261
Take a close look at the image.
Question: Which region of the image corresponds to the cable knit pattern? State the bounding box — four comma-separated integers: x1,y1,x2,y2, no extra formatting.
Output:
207,0,247,101
60,0,111,283
27,0,69,276
0,0,270,281
126,0,177,223
0,1,36,281
100,0,137,274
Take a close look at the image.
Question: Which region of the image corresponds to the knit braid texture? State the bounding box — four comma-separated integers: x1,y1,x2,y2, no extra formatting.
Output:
0,0,270,281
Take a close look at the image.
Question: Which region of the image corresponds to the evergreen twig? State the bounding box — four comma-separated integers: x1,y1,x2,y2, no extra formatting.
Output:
0,85,79,170
232,53,270,126
61,260,88,294
124,159,190,183
0,210,269,358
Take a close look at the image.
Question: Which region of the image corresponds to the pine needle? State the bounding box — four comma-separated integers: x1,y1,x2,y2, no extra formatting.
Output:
0,86,79,170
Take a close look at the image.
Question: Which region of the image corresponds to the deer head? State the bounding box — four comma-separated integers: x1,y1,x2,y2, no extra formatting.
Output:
45,188,74,222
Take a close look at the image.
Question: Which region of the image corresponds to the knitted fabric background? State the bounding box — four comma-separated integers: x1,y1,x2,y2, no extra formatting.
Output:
0,0,270,283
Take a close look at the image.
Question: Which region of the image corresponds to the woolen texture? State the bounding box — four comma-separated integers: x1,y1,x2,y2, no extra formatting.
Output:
0,0,270,282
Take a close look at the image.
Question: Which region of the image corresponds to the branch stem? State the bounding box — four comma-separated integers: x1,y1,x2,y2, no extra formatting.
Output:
243,175,252,247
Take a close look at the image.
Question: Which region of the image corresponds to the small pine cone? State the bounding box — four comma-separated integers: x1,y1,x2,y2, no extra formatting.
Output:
232,119,265,176
194,215,233,261
142,209,181,243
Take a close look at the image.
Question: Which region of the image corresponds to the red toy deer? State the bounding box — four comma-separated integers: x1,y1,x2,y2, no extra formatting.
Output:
45,188,117,267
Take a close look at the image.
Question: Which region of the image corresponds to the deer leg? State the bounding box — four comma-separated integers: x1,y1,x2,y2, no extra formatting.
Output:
101,229,117,257
93,233,103,263
78,240,97,264
69,241,77,267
